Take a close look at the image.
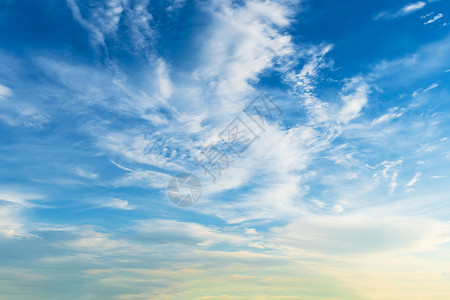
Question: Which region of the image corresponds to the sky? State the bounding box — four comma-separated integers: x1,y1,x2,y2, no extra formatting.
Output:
0,0,450,299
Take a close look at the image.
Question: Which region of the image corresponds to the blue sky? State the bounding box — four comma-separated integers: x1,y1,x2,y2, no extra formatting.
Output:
0,0,450,299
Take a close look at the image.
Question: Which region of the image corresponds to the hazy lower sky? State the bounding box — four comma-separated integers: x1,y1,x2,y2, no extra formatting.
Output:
0,0,449,299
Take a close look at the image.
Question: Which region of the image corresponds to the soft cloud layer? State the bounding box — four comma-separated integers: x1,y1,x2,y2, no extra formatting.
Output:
1,0,450,299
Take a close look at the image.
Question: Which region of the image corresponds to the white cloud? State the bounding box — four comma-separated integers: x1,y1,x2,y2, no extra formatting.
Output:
406,171,421,187
122,0,154,51
75,166,99,180
0,98,50,129
135,219,250,247
66,0,154,52
423,82,438,91
332,204,344,213
0,191,43,208
166,0,187,12
311,198,325,208
64,227,122,252
245,227,257,235
374,1,427,20
66,0,110,47
46,0,450,240
98,132,184,171
272,213,450,255
111,160,172,189
192,0,295,111
338,77,370,124
372,107,405,125
366,34,450,90
100,198,134,210
421,11,434,19
196,123,320,223
0,84,12,100
1,2,450,299
402,1,427,15
67,0,308,224
373,159,403,193
156,58,173,99
424,13,443,24
0,191,43,238
54,1,308,222
286,44,334,124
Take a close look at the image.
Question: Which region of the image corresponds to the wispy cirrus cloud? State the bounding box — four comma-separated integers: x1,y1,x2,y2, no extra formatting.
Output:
374,1,427,20
0,83,12,99
424,13,444,24
99,197,135,210
372,107,406,125
1,0,450,299
0,190,44,238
